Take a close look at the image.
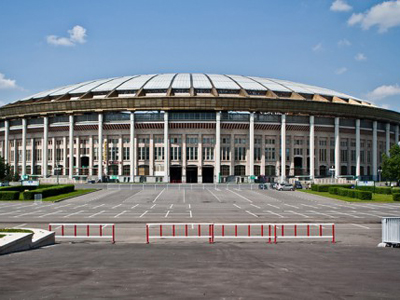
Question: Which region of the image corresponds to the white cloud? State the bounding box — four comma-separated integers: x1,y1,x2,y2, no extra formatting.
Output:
47,25,87,46
312,43,323,52
335,67,348,75
0,73,18,89
355,53,367,61
348,1,400,33
367,84,400,100
331,0,353,12
338,39,351,47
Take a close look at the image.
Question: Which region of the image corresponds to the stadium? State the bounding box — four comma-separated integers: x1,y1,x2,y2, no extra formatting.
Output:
0,73,399,184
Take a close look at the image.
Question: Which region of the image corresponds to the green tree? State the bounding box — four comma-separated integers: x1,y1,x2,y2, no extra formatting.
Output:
381,145,400,183
0,156,12,182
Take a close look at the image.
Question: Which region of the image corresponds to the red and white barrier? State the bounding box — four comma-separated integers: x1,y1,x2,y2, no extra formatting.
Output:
146,223,335,244
49,223,115,244
146,223,214,244
214,223,335,243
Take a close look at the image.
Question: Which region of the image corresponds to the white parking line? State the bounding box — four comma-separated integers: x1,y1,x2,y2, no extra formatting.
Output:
245,210,258,218
73,204,87,209
287,210,310,218
188,204,191,209
250,204,261,209
189,210,193,218
114,210,127,218
92,204,105,209
267,204,280,209
153,189,165,203
352,223,370,229
308,210,336,218
13,223,27,228
284,204,299,209
112,204,122,209
264,210,285,218
233,204,242,209
13,211,43,218
207,189,222,203
139,211,148,218
151,204,157,209
165,210,170,218
131,204,139,209
169,204,174,209
228,190,253,203
38,210,63,218
318,204,337,209
330,211,363,219
301,204,315,209
88,210,105,218
357,212,384,218
63,210,85,218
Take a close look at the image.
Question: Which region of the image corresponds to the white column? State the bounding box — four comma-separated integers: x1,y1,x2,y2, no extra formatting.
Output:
215,112,221,182
98,113,103,181
69,115,74,179
22,118,27,176
230,133,234,176
89,136,93,176
30,138,34,175
182,134,186,183
52,137,56,174
386,123,391,156
261,134,265,177
76,137,80,176
42,116,48,177
280,114,286,182
149,134,154,176
395,125,399,146
4,120,9,164
164,112,169,182
372,121,378,180
118,135,123,176
62,136,67,175
249,112,255,176
129,112,135,182
356,119,361,179
334,117,340,178
198,134,203,182
309,116,315,180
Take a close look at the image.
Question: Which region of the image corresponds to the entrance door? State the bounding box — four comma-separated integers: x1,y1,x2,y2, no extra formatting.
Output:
170,165,182,183
202,166,214,183
186,166,198,183
294,157,303,176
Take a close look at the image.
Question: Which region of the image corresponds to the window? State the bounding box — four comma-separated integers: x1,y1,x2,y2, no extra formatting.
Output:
154,147,165,160
319,149,327,162
360,151,365,163
265,138,276,145
138,147,149,160
202,147,214,160
234,138,246,145
187,147,198,160
222,137,230,144
319,139,327,147
35,148,42,162
203,137,215,144
221,147,230,160
351,150,356,162
234,147,246,161
265,148,275,161
294,139,303,146
109,146,119,161
123,147,130,160
123,165,130,176
341,149,348,162
254,148,261,161
294,148,303,156
186,137,198,144
170,146,181,160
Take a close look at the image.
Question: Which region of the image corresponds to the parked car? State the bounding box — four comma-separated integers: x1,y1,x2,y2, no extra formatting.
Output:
258,183,268,190
271,182,278,190
0,181,10,186
87,180,96,184
294,181,303,189
276,183,294,191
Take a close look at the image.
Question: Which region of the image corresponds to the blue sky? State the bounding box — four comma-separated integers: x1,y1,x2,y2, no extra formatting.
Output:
1,0,400,111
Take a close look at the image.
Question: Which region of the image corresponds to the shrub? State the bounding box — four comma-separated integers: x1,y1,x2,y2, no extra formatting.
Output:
393,193,400,201
312,184,353,192
328,187,338,195
355,186,375,193
375,187,392,195
356,190,372,200
0,191,20,200
22,184,74,200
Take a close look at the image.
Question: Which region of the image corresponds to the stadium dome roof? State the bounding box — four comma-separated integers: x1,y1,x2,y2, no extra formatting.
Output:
15,73,373,107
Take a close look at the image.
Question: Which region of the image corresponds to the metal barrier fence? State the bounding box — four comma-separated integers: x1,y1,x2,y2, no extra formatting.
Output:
49,223,115,243
146,223,214,244
146,223,335,244
381,217,400,246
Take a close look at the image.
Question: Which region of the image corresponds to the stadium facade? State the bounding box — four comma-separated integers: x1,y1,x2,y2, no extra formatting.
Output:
0,73,399,183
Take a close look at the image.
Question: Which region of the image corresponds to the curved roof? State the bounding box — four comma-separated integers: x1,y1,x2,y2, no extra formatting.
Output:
15,73,373,107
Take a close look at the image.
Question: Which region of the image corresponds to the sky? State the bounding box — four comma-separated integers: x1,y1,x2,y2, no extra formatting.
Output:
0,0,400,111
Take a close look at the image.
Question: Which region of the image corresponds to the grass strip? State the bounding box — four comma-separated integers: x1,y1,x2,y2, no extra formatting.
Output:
299,189,394,202
0,228,34,233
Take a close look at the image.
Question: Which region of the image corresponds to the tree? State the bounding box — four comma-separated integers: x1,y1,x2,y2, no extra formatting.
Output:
0,156,12,182
381,145,400,183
